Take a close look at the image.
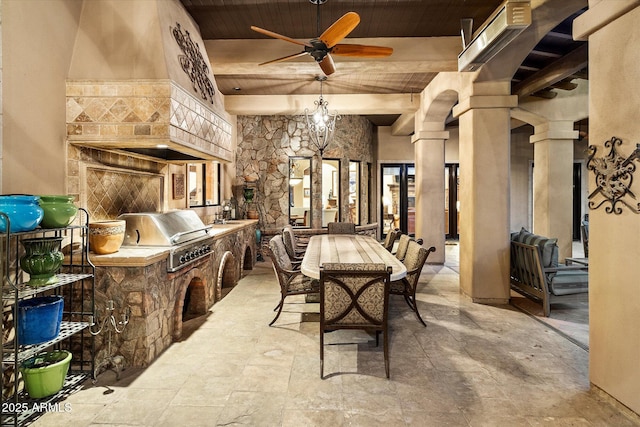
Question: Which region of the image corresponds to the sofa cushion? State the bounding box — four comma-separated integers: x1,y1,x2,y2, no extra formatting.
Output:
517,228,559,268
549,269,589,295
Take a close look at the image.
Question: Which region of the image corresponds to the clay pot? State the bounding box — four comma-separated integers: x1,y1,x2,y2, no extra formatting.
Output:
38,195,78,229
88,220,125,255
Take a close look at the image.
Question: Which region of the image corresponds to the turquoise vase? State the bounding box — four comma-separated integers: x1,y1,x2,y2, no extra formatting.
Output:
0,195,44,233
19,237,64,286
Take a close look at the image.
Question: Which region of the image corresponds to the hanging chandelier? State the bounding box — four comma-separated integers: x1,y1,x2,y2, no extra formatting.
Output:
305,76,340,157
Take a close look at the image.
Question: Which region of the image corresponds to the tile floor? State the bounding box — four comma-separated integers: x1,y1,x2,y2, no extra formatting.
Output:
32,243,639,426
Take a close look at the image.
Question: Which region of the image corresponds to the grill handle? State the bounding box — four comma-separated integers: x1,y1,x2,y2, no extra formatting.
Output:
169,225,213,245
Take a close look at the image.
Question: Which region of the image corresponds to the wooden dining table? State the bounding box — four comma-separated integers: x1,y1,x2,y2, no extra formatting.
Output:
301,234,407,281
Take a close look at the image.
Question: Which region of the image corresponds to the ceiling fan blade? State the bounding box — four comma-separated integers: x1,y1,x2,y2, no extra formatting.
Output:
331,44,394,57
258,51,309,66
319,12,360,48
251,26,311,47
318,54,336,76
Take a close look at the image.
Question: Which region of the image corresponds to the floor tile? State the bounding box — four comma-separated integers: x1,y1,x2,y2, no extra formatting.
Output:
28,243,640,426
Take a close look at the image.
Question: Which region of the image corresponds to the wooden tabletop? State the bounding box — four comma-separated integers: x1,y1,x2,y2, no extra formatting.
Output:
301,234,407,281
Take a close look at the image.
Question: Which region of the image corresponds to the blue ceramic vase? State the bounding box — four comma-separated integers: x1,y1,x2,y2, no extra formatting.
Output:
0,195,44,233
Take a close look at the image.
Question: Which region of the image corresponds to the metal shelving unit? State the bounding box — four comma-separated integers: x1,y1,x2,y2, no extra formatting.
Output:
1,209,95,426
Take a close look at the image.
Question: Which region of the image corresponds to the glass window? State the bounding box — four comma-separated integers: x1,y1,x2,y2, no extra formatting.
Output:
289,157,311,227
349,161,360,225
322,159,340,227
381,166,400,235
188,162,221,207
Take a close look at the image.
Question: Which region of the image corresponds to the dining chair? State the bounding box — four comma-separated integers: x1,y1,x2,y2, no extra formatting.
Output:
265,235,319,326
394,234,411,261
382,228,400,252
282,225,305,263
327,222,356,235
284,223,308,248
390,240,436,327
319,262,392,379
395,235,425,262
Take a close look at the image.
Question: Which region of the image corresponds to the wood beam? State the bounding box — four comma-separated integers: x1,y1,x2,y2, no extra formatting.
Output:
223,93,419,116
513,44,588,98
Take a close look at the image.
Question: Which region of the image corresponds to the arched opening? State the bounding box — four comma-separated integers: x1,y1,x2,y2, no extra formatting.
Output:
183,277,206,322
242,245,254,273
217,251,238,301
173,267,208,341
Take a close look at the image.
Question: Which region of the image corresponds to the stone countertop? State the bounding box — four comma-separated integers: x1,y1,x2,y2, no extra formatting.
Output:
208,219,258,238
89,219,258,267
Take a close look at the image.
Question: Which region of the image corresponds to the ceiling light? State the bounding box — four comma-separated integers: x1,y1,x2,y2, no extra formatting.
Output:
304,76,340,157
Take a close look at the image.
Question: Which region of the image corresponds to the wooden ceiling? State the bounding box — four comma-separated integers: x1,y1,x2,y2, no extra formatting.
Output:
180,0,587,126
181,0,503,40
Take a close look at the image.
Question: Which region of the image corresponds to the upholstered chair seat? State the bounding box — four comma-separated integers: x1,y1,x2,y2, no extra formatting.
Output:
319,262,392,379
327,222,356,235
389,241,435,326
266,235,319,326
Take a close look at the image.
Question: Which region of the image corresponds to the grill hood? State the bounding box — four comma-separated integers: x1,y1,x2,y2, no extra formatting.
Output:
119,210,212,246
65,0,232,163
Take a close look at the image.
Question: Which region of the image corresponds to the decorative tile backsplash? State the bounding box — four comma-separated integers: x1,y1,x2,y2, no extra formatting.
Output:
86,167,162,220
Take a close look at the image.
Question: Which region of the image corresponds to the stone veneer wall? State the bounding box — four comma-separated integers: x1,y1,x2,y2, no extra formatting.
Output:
93,223,256,368
236,115,373,230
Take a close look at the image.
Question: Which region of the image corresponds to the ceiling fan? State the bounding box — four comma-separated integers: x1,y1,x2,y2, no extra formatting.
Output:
250,6,393,76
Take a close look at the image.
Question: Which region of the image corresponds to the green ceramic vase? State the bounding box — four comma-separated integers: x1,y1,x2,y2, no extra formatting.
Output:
38,195,78,229
19,237,64,286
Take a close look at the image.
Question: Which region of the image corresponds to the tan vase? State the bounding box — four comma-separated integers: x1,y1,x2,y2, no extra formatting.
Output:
88,220,125,255
247,210,259,219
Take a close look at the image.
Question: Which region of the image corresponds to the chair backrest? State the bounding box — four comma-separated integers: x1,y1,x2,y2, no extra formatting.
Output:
267,235,294,283
328,222,356,235
382,228,400,252
395,234,411,261
320,263,391,328
402,241,435,288
282,226,297,259
581,214,589,258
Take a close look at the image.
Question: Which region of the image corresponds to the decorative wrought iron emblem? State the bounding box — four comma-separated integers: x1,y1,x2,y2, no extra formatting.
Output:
587,136,640,214
171,22,215,104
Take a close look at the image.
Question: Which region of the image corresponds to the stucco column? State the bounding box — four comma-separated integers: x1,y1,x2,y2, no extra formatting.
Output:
574,1,640,414
411,130,448,264
453,94,517,303
531,121,578,261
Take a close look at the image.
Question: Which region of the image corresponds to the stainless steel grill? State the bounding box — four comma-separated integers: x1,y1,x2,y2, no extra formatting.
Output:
118,210,213,272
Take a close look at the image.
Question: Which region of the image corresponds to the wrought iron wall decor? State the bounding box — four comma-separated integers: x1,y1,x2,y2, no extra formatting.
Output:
171,22,216,104
587,136,640,214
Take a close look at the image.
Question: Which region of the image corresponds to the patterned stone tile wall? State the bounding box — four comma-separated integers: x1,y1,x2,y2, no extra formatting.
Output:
66,81,233,162
236,115,373,230
86,167,162,220
67,144,166,221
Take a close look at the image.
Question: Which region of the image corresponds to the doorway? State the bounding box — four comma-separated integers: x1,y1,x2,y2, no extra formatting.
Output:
572,162,582,241
445,164,460,240
380,164,415,237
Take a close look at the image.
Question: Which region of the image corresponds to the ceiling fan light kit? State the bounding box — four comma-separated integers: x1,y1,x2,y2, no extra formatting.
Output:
250,2,392,75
